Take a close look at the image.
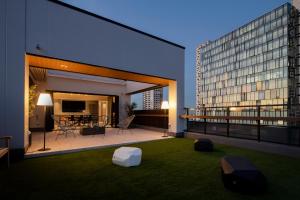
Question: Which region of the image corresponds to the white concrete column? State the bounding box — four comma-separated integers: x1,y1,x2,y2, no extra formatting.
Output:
168,80,185,135
24,56,29,149
119,93,131,122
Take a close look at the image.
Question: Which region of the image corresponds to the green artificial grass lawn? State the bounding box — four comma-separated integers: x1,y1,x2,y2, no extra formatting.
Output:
1,138,300,200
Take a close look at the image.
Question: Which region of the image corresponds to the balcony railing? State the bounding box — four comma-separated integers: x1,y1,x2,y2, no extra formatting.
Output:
133,110,168,129
182,104,300,146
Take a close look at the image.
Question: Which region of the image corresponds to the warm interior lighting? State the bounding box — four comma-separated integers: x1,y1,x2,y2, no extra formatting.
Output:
26,55,170,86
60,64,68,68
229,107,237,111
161,101,169,109
37,93,53,106
36,93,53,151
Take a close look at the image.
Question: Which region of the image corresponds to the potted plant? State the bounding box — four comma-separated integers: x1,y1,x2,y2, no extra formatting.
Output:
125,102,137,117
124,102,137,128
29,85,38,117
28,84,38,146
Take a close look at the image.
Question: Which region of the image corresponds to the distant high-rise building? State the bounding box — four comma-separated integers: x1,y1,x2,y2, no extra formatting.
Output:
196,3,300,118
143,88,163,110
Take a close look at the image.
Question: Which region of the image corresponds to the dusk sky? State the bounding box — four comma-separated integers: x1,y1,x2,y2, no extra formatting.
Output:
62,0,288,109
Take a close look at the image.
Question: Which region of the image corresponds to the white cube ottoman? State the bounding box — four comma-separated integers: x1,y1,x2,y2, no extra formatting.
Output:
112,147,142,167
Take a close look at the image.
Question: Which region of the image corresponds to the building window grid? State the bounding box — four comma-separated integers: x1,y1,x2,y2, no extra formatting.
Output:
196,4,295,125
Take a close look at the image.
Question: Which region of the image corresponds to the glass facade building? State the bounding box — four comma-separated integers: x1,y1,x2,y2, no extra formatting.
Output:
196,3,300,121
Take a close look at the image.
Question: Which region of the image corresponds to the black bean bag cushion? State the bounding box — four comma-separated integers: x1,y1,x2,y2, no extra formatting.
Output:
194,138,213,152
220,156,267,194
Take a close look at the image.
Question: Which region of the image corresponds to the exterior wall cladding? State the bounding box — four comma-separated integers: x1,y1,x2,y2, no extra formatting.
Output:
196,3,300,117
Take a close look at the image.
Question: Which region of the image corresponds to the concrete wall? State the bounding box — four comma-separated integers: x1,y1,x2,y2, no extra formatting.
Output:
0,0,26,154
0,0,5,142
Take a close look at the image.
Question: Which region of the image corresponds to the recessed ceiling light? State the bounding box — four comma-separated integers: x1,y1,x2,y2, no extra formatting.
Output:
60,64,68,68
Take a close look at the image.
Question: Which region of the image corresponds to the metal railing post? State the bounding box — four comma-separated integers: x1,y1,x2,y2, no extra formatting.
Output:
227,107,230,137
204,107,207,134
185,108,189,132
257,105,261,142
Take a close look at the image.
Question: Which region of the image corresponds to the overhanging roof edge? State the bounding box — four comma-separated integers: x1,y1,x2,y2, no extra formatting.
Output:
49,0,185,49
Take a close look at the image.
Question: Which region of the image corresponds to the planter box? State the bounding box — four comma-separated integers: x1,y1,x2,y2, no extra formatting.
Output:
80,127,105,135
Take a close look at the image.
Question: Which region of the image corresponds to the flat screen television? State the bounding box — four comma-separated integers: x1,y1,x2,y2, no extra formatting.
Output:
62,100,85,112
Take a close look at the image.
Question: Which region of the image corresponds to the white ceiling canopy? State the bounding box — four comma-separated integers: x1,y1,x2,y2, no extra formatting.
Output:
46,69,158,94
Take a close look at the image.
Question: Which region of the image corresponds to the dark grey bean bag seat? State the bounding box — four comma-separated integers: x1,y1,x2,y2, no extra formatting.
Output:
220,156,267,194
194,138,213,152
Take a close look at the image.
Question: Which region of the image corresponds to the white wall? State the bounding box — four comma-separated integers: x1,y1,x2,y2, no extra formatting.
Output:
45,76,125,96
126,81,155,94
53,94,106,116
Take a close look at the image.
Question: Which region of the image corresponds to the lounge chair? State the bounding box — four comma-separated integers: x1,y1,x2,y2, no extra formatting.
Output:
117,115,135,134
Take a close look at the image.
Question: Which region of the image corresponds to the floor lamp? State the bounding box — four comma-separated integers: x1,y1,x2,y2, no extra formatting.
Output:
161,101,169,137
37,93,53,151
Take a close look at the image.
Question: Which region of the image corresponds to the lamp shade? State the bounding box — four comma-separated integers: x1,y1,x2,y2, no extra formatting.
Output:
37,93,53,106
161,101,169,109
